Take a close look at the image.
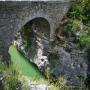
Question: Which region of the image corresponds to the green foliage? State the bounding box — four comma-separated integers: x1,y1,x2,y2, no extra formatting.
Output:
48,52,59,61
22,85,30,90
0,60,6,74
44,67,51,80
0,57,19,90
51,37,65,48
68,0,89,20
79,26,90,46
44,66,68,90
69,0,90,28
65,0,90,49
49,76,68,90
53,0,90,49
71,19,80,32
55,76,67,89
6,74,18,90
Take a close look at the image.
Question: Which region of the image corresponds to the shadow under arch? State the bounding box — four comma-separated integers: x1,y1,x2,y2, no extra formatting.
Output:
18,17,51,48
16,17,51,64
20,17,50,39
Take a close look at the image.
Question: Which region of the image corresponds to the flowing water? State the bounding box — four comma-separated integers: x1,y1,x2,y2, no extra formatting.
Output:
8,18,50,80
9,45,43,80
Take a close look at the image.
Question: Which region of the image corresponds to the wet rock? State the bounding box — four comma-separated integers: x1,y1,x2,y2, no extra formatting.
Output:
13,31,49,72
14,31,88,86
48,47,88,86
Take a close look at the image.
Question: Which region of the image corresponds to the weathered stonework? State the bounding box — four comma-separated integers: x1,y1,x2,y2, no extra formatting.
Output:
0,1,71,64
0,1,88,87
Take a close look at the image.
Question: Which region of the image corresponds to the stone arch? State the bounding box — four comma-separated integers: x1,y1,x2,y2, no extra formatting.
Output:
0,1,71,64
20,17,51,40
15,11,54,41
14,17,51,64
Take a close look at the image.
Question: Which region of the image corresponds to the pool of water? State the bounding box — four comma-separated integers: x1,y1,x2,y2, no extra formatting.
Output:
9,45,43,80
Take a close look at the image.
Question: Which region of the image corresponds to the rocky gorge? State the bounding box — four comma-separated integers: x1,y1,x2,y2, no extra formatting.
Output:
13,20,88,86
0,1,90,90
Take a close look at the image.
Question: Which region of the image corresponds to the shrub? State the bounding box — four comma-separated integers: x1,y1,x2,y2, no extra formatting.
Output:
0,57,19,90
48,52,59,61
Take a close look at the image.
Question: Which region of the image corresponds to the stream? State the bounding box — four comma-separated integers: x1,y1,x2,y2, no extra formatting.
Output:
9,45,43,80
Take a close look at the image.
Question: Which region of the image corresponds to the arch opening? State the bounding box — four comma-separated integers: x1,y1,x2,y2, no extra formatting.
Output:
13,17,50,71
19,17,50,47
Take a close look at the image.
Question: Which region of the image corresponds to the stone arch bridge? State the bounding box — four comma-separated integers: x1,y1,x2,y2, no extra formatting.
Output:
0,1,73,63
